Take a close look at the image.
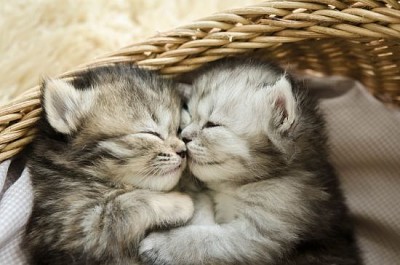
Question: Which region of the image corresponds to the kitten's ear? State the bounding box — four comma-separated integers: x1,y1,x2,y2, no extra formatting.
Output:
180,107,192,130
177,83,192,102
177,83,193,132
42,78,95,134
264,75,298,158
265,75,297,134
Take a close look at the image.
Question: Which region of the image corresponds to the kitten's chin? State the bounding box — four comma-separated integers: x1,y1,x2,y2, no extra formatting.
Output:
146,175,181,191
130,171,183,191
113,157,187,191
120,164,185,191
188,159,246,183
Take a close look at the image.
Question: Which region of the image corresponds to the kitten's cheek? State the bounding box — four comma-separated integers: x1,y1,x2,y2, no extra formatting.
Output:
185,143,194,158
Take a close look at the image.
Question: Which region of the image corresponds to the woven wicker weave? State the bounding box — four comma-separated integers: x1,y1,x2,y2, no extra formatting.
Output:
1,0,400,162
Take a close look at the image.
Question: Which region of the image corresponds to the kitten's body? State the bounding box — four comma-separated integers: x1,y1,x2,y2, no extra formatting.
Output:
24,65,194,265
140,58,361,265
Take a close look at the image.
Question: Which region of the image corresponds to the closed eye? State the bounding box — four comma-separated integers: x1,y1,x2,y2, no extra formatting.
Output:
204,121,221,128
141,131,163,140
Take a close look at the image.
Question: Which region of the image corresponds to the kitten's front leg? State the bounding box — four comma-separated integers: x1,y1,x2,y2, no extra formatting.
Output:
179,172,214,225
145,191,195,227
139,223,274,265
79,190,193,260
188,192,215,225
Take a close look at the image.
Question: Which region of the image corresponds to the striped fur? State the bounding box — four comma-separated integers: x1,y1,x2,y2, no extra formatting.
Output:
24,65,194,265
139,58,362,265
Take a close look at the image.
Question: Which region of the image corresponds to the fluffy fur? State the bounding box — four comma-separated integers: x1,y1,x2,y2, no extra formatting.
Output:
24,65,194,265
139,58,361,265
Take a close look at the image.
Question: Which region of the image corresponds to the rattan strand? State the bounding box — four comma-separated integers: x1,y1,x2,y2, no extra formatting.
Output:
1,0,400,162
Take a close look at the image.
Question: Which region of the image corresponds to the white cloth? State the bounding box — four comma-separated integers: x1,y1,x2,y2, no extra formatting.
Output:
0,160,32,265
318,78,400,265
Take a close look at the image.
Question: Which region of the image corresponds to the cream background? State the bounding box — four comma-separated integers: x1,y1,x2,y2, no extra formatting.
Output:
0,0,261,105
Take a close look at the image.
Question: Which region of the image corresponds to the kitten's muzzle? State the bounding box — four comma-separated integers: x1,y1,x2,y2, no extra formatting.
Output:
168,137,186,158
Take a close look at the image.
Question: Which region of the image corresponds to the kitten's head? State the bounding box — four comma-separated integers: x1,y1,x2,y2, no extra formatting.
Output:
180,58,325,184
37,65,185,191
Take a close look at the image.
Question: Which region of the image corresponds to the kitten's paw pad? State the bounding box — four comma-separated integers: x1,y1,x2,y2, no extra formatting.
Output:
139,233,173,265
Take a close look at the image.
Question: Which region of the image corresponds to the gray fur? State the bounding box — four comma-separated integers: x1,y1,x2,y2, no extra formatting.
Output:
24,65,194,265
139,58,361,265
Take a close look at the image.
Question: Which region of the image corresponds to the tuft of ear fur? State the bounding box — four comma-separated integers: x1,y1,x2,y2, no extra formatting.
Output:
180,107,191,131
177,83,193,131
177,83,192,103
265,75,298,158
42,78,96,134
266,75,297,133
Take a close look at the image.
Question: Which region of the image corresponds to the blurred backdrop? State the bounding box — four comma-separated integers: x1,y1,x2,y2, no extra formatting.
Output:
0,0,261,105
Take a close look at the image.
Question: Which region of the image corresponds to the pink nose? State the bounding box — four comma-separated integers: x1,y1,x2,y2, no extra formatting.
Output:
169,138,186,158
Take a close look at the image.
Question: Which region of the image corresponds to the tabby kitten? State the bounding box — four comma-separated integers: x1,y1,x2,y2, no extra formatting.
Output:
139,58,361,265
24,65,194,265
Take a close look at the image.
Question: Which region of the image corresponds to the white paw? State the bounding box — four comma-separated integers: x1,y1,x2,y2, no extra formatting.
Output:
164,192,195,223
139,232,174,265
147,192,194,226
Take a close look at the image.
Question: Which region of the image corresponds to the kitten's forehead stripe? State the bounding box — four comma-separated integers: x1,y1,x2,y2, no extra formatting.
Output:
67,65,182,140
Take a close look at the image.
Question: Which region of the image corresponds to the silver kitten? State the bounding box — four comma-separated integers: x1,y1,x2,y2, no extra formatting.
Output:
140,58,361,265
24,65,194,265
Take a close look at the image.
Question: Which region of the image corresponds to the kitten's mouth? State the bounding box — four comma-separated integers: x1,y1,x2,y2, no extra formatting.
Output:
189,157,222,166
162,164,182,175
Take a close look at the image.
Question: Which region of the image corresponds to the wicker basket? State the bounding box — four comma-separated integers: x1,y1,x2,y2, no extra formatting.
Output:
1,0,400,163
